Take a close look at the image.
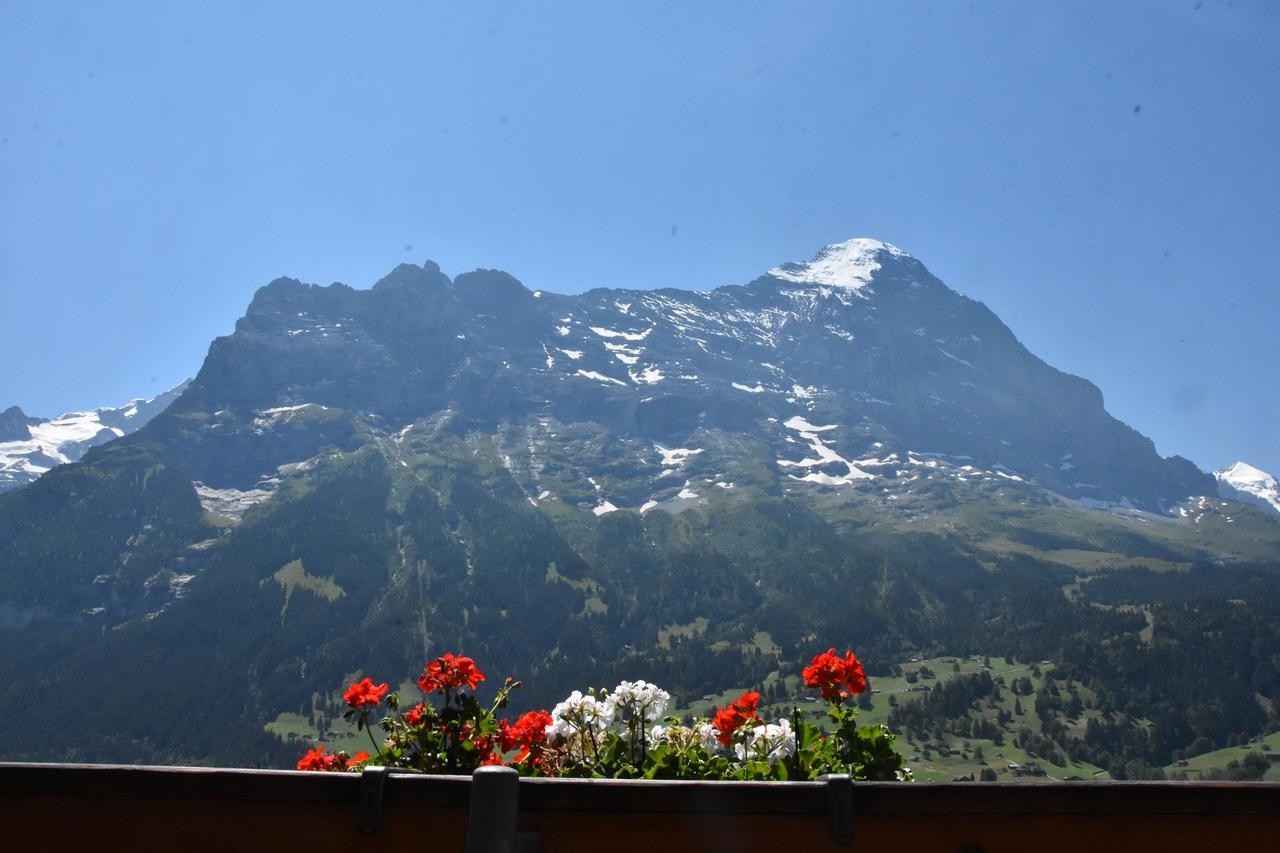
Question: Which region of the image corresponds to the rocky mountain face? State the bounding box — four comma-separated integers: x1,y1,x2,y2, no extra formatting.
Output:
0,239,1273,766
0,406,38,442
0,382,189,493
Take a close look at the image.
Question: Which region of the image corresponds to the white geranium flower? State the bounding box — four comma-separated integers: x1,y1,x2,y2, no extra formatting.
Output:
546,689,613,745
697,722,724,754
733,718,796,764
603,679,670,724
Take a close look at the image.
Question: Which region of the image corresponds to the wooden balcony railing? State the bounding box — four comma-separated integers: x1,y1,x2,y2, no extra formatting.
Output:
2,761,1277,852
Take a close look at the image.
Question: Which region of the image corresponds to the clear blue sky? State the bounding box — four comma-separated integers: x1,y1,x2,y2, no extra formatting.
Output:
2,1,1277,475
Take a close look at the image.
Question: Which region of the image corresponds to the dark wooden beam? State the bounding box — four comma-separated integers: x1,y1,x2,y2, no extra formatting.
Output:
2,762,1277,852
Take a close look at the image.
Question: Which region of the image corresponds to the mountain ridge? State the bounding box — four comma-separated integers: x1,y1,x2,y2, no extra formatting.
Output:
148,237,1210,507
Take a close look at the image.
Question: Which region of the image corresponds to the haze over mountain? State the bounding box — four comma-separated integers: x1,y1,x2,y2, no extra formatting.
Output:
0,238,1276,768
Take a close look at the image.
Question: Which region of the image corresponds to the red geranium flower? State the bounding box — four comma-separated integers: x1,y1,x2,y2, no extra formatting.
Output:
711,690,761,747
296,745,342,772
500,709,553,756
802,648,867,703
497,709,554,767
419,653,485,694
404,702,428,726
344,677,390,708
346,751,371,768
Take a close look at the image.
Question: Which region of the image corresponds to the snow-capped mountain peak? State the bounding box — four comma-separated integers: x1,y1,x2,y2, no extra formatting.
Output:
1215,461,1280,516
767,237,911,291
0,380,190,493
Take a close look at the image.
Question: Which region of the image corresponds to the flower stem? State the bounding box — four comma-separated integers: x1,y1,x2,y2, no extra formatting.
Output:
587,718,601,764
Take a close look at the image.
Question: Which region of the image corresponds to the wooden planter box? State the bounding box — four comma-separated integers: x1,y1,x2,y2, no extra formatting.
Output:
2,762,1277,852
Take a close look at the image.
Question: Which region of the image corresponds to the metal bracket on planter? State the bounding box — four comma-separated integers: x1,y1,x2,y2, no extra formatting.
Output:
466,766,540,853
358,765,390,837
821,773,855,847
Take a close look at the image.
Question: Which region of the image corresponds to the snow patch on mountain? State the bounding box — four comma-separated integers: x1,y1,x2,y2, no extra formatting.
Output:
590,326,652,342
779,415,874,485
784,415,836,433
193,482,274,520
1216,461,1280,515
251,403,330,433
630,366,664,384
655,445,702,472
605,342,643,365
576,370,627,387
938,348,976,370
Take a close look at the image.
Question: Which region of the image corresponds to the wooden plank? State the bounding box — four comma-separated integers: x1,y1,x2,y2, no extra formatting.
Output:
1,763,1278,853
5,763,1275,815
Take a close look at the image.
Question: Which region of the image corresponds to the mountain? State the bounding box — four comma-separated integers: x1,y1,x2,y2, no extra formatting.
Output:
1216,461,1280,516
0,238,1276,769
0,381,190,493
166,238,1209,510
